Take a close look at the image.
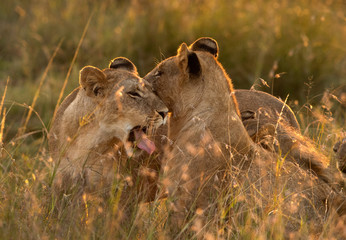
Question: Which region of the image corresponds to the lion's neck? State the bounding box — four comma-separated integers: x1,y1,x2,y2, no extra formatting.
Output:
62,90,128,165
61,90,97,141
63,120,126,168
169,74,255,157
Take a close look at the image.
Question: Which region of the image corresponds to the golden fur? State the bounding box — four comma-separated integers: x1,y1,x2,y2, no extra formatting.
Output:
334,138,346,174
144,37,345,235
49,57,168,200
236,89,344,189
235,89,300,140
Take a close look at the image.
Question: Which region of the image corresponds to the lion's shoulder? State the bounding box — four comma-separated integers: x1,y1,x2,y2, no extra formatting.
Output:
48,87,80,157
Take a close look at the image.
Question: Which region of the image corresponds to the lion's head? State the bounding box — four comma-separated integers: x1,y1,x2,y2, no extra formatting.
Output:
77,57,168,154
143,37,248,154
143,38,234,114
49,57,168,195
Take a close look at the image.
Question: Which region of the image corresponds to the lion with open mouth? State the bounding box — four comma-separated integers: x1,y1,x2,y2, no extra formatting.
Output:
48,57,168,199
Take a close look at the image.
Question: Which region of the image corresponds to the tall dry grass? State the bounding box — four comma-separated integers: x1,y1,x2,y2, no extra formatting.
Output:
0,0,345,239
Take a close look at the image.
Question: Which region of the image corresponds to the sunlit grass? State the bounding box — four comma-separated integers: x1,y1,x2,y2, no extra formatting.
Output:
0,85,345,238
0,0,345,239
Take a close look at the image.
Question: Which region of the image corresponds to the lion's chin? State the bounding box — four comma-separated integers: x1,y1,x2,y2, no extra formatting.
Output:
126,126,156,156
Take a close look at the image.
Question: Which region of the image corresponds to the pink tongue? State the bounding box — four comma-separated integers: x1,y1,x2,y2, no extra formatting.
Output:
134,129,156,155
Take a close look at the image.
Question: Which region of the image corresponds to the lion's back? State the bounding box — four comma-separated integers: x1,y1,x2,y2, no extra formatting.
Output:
235,89,299,130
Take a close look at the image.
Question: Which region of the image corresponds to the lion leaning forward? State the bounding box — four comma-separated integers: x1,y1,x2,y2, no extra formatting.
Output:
144,37,345,236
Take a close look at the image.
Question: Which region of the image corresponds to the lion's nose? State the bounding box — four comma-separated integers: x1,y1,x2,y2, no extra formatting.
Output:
157,110,168,120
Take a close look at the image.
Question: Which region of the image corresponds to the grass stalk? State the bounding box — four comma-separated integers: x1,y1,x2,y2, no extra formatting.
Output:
52,13,94,125
0,77,9,149
18,40,63,136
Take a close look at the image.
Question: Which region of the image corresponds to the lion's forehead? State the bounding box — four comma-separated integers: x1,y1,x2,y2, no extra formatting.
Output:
106,77,143,93
116,78,142,89
160,58,177,69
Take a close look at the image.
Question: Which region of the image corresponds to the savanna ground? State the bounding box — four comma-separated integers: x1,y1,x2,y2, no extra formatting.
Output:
0,0,345,239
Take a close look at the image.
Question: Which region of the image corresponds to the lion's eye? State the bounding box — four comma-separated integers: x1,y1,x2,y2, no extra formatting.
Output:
127,91,142,98
154,70,163,77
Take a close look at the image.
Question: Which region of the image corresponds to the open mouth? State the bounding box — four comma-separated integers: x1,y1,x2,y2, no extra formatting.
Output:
127,126,156,155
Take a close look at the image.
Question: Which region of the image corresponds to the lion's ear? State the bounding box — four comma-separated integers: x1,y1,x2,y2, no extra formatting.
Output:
189,37,219,58
109,57,138,74
79,66,107,97
177,43,201,77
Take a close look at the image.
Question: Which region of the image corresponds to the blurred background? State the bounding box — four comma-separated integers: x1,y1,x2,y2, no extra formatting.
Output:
1,1,345,237
0,0,345,141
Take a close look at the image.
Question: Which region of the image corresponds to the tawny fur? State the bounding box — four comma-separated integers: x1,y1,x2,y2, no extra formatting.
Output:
48,58,167,203
334,138,346,174
236,89,300,130
144,37,345,236
236,89,344,191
